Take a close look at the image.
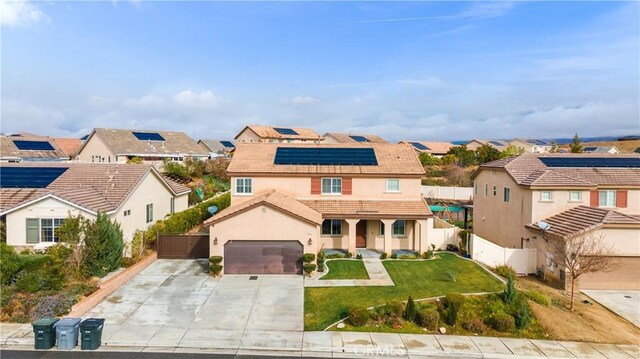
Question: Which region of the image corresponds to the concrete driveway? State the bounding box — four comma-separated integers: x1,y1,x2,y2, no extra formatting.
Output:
84,259,304,349
582,290,640,328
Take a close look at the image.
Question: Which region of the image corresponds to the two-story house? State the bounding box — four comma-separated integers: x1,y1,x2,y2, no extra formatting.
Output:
204,143,435,275
234,125,322,144
508,139,551,153
323,132,388,144
472,153,640,290
398,140,455,157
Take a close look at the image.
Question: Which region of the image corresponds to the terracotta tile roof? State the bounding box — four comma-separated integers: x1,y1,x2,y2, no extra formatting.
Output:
324,133,388,143
227,143,425,176
52,138,82,157
399,141,454,155
82,128,208,157
525,206,640,239
476,153,640,187
0,134,69,161
204,190,322,225
237,125,321,141
300,199,432,219
0,163,190,214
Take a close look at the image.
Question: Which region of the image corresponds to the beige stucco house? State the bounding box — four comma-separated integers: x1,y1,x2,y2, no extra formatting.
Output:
398,140,455,157
508,139,552,153
466,139,509,151
0,163,190,252
76,128,208,165
234,125,322,144
472,153,640,290
323,132,388,144
204,143,440,275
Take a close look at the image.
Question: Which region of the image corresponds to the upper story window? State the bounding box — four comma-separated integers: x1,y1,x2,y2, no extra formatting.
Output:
322,178,342,195
321,219,342,236
235,178,253,194
493,186,497,196
474,182,478,195
484,184,488,198
540,191,553,202
503,187,511,203
599,190,616,207
569,191,582,202
146,203,154,223
386,179,400,192
392,220,406,237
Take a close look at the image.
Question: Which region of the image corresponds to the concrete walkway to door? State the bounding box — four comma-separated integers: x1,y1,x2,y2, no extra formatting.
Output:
305,256,394,287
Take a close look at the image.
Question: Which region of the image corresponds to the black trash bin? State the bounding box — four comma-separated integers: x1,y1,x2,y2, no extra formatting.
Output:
80,318,105,350
32,318,59,350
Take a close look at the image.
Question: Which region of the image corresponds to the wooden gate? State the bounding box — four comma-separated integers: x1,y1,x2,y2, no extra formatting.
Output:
157,234,209,259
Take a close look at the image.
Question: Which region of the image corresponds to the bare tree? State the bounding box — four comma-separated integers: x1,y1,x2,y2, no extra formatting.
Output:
548,232,616,310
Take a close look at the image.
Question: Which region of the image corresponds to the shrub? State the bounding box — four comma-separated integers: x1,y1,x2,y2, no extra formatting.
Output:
0,243,21,285
503,276,517,305
399,254,417,259
415,308,439,330
445,302,459,325
83,213,124,277
348,307,370,326
491,312,515,332
209,256,223,265
379,252,387,259
461,315,487,333
381,302,405,319
403,296,417,321
445,244,459,252
390,253,398,259
494,265,516,279
163,161,190,180
511,295,532,329
66,282,99,298
346,252,353,258
301,253,316,263
15,270,63,293
1,286,15,307
303,264,317,276
204,158,230,182
443,293,465,325
210,264,223,277
524,290,550,306
127,156,143,164
421,250,434,259
325,253,345,259
31,293,76,320
356,254,363,260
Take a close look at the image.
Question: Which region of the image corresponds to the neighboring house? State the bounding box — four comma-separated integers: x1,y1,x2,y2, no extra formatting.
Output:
509,139,551,153
472,153,640,290
323,132,388,144
0,134,69,163
53,138,83,159
399,141,454,157
204,143,439,275
465,139,509,151
76,128,208,165
198,139,235,158
0,163,190,251
583,146,620,154
235,125,322,143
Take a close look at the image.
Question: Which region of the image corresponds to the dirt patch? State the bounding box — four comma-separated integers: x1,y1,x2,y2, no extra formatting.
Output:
519,276,640,344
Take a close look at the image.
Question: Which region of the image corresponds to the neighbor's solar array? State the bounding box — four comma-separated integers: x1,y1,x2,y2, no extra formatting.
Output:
489,141,504,147
132,132,165,141
349,135,370,143
583,147,598,152
527,139,547,145
273,128,299,135
220,141,235,148
0,167,69,188
409,142,430,150
540,157,640,168
13,140,55,151
274,147,378,166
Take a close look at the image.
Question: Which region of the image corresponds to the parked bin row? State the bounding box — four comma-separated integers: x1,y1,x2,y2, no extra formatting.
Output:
32,317,105,351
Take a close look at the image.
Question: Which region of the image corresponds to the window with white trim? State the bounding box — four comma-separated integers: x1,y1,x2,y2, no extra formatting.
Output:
569,191,582,202
392,220,406,237
170,197,175,214
386,179,400,192
321,178,342,194
235,178,253,194
503,187,511,203
484,184,488,198
146,203,154,223
599,190,616,207
493,185,497,196
540,191,552,201
26,218,65,243
321,219,342,236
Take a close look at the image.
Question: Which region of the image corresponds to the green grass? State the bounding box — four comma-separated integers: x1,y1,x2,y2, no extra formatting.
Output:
320,260,370,280
304,253,504,330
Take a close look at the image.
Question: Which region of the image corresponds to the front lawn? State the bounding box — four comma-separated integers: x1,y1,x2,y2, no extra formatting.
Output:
304,253,504,330
320,260,370,280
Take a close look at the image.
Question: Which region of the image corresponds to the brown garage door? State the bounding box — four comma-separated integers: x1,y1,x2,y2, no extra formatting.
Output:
224,240,303,275
580,257,640,290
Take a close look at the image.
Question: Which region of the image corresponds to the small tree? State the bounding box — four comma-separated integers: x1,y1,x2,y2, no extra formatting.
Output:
475,144,501,164
548,232,615,310
57,213,92,278
549,141,559,153
570,133,583,153
403,296,417,321
500,144,525,158
503,276,517,305
83,213,124,277
445,145,476,167
418,153,441,166
443,164,472,187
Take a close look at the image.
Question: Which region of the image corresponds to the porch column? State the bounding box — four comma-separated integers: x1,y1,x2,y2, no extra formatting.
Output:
381,219,395,255
416,219,430,253
345,219,359,255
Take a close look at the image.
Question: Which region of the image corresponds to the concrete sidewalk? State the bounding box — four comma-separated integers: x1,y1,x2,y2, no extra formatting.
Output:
3,329,638,358
305,259,394,287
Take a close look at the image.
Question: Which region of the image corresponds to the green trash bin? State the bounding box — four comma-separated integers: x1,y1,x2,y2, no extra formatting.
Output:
80,318,105,350
32,318,59,350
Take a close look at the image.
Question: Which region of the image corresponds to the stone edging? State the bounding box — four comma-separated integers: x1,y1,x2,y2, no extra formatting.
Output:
67,253,158,317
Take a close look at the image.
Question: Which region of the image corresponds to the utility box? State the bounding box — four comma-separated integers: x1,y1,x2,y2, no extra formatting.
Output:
80,318,105,350
54,317,82,350
32,318,59,350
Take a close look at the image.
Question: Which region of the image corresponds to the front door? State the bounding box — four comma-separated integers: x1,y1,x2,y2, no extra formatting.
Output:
356,221,367,248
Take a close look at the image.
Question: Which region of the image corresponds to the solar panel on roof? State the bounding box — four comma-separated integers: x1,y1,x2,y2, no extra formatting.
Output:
583,147,597,152
539,157,640,168
349,135,370,143
220,140,235,148
273,128,299,135
409,142,430,150
132,132,165,141
274,147,378,166
0,167,68,188
13,140,55,151
527,139,546,145
489,141,504,146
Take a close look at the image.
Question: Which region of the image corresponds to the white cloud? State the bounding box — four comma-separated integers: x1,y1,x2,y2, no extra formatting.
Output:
173,90,224,108
283,96,321,106
124,94,166,109
0,0,50,28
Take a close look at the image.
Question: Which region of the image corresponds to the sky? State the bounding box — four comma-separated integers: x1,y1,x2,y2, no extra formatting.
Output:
1,1,639,142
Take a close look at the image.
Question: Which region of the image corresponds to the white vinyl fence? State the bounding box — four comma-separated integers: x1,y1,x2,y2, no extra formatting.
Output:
470,234,537,274
427,217,460,250
422,186,473,201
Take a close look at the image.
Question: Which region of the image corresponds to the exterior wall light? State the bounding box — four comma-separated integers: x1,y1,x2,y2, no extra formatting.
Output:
214,237,218,245
308,238,312,245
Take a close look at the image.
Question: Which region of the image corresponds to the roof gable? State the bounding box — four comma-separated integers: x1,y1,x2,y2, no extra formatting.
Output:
79,128,208,157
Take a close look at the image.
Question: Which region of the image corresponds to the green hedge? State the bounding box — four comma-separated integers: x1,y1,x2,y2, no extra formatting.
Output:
145,192,231,246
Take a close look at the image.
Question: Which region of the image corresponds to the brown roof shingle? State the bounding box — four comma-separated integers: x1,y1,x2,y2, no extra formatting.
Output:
84,128,208,157
300,199,432,219
237,125,321,141
0,134,69,161
52,138,82,157
325,133,388,143
399,141,454,155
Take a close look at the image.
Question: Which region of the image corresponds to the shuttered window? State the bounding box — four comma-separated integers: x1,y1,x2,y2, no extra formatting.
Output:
26,218,40,243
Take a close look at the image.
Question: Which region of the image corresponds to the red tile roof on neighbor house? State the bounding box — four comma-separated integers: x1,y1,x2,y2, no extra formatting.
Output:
52,138,82,157
475,153,640,188
324,133,388,143
525,205,640,239
236,125,321,141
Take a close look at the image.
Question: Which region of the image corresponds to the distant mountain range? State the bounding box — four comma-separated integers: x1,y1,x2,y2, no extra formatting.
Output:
451,135,640,146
